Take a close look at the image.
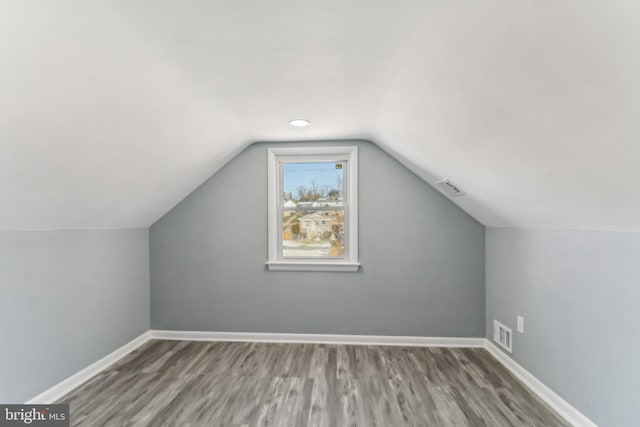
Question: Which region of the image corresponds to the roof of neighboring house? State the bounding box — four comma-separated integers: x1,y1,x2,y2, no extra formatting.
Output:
312,200,342,207
284,200,297,208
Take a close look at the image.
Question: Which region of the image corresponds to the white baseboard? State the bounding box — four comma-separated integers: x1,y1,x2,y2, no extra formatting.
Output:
149,330,486,347
26,331,152,404
485,341,598,427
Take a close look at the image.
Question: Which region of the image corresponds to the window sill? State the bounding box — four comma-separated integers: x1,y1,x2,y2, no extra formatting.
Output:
266,261,360,272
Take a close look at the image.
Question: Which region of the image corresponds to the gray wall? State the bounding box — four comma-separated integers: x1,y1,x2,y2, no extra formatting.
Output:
0,229,150,403
486,228,640,427
150,140,485,337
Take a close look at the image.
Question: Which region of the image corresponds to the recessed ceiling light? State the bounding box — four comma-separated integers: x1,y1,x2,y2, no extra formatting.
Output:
289,119,310,127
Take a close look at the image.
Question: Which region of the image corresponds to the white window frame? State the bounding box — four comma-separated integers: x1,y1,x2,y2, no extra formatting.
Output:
266,146,359,272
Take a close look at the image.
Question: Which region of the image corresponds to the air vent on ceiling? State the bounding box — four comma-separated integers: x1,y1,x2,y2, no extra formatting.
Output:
493,320,513,353
436,179,465,197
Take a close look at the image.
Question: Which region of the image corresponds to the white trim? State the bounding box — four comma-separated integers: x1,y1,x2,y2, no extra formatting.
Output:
265,261,360,272
26,331,152,404
267,146,359,271
267,147,279,263
485,341,598,427
150,330,484,347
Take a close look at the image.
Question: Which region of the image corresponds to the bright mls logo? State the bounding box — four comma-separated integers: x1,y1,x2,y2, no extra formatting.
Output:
0,405,68,426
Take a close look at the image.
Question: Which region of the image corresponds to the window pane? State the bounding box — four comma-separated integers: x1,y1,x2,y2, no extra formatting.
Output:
282,162,344,208
282,210,344,257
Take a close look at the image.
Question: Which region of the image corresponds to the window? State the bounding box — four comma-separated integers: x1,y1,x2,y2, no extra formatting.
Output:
266,146,359,271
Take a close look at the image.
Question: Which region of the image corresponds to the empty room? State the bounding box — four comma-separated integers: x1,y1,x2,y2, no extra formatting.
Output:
1,1,638,426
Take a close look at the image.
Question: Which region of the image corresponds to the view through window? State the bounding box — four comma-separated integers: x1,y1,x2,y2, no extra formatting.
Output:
281,162,345,258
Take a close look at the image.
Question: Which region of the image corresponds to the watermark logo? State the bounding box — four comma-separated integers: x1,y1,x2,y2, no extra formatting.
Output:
0,405,68,426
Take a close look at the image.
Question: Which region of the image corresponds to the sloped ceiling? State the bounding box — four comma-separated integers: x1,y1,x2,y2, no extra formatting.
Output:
1,1,639,231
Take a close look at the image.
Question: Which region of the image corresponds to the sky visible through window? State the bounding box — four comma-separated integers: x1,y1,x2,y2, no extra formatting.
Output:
283,162,343,197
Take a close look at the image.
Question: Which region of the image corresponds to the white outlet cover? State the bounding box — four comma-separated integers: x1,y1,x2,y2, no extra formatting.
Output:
517,316,525,333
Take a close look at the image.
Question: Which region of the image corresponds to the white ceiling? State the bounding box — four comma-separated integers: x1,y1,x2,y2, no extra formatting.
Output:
1,1,639,231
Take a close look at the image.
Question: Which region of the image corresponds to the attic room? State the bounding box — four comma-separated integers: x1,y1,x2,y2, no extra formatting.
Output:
1,1,638,426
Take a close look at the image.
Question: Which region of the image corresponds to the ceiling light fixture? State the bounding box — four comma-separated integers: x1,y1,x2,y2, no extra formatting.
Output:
289,119,310,127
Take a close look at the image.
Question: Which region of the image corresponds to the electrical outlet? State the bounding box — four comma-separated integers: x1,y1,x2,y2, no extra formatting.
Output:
517,315,524,333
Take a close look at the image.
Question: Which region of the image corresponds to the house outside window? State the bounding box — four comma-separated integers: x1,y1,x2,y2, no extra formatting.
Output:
266,146,359,271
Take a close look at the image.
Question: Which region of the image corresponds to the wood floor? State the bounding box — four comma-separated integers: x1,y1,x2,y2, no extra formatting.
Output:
58,340,570,427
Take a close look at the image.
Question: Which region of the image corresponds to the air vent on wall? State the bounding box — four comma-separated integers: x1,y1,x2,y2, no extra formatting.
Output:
494,320,513,353
436,179,465,197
